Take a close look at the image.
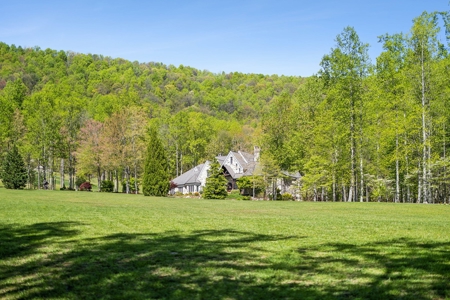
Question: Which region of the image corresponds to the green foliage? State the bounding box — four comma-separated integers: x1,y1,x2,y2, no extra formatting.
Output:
203,162,228,199
237,176,265,196
101,180,114,192
0,145,27,189
75,176,86,188
226,190,251,200
142,128,170,196
122,178,139,193
281,193,294,201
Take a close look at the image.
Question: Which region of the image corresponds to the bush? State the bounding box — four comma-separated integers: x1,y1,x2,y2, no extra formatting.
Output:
122,177,140,193
281,193,294,201
75,176,86,188
269,189,282,200
203,162,228,199
101,180,114,192
79,181,92,191
226,190,251,201
193,192,200,197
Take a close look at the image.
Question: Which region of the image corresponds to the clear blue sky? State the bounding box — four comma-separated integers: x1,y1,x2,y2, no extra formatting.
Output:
1,1,448,76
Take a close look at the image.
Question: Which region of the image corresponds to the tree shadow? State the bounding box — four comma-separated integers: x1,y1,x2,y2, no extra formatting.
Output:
0,223,449,299
294,238,450,299
0,222,81,259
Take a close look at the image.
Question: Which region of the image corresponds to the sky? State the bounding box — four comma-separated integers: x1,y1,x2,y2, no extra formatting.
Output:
1,0,448,76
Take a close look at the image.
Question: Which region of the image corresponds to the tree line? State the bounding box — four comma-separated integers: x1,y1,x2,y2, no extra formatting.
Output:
261,11,450,203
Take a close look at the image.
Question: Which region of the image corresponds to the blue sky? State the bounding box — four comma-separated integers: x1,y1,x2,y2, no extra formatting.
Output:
1,1,448,76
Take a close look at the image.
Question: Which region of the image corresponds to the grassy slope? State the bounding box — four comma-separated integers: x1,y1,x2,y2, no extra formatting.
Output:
0,189,449,299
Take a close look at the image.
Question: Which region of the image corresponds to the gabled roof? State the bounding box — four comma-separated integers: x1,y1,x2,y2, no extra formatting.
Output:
231,151,247,167
238,151,254,164
222,164,243,179
216,156,227,165
172,164,204,186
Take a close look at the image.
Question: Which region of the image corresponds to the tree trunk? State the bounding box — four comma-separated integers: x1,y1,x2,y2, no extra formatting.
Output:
134,164,138,194
114,169,119,193
420,43,428,204
395,133,400,203
37,159,41,189
60,158,65,189
97,167,101,192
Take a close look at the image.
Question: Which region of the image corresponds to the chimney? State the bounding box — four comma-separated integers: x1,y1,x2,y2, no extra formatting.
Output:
254,146,260,162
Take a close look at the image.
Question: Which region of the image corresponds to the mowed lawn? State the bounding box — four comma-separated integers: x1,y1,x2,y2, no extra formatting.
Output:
0,189,449,300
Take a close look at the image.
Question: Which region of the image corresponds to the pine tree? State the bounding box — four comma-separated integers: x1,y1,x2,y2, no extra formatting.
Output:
203,162,228,199
142,128,170,196
0,145,27,189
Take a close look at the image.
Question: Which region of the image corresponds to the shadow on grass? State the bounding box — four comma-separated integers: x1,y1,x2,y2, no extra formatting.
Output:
0,223,449,299
0,222,81,259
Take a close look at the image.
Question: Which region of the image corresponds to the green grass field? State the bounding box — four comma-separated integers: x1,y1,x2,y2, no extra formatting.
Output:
0,189,449,299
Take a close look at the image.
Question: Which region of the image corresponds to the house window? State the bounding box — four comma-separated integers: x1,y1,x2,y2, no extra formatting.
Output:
230,157,233,164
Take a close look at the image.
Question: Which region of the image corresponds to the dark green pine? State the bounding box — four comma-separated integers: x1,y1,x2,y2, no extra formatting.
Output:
203,162,228,199
0,145,27,189
142,128,170,196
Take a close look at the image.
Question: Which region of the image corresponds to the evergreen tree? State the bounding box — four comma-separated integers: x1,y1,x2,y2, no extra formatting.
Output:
203,162,228,199
0,145,27,189
142,128,170,196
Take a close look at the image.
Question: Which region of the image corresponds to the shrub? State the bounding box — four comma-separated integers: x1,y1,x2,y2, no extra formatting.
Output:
79,182,92,191
203,162,228,199
75,176,86,188
122,177,140,193
269,189,282,200
193,192,200,197
170,181,178,190
101,180,114,192
281,193,294,201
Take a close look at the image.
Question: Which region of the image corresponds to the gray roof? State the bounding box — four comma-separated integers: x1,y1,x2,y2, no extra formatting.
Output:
243,161,257,176
172,164,204,186
239,151,254,164
216,156,227,165
231,151,248,167
281,170,302,179
223,164,243,179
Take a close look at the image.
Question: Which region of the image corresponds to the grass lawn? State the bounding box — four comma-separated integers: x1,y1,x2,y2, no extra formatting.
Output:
0,189,449,299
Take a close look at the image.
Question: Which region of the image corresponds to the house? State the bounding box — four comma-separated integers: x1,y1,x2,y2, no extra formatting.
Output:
171,161,210,194
216,146,260,191
170,147,260,195
170,146,302,199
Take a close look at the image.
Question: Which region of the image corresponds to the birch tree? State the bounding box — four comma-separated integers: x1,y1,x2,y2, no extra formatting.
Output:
320,27,370,202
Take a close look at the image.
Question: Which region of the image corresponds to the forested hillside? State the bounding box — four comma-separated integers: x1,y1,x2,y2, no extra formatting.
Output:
1,9,450,203
0,39,304,191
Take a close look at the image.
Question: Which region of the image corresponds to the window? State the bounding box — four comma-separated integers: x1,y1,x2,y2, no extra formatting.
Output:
230,157,233,164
